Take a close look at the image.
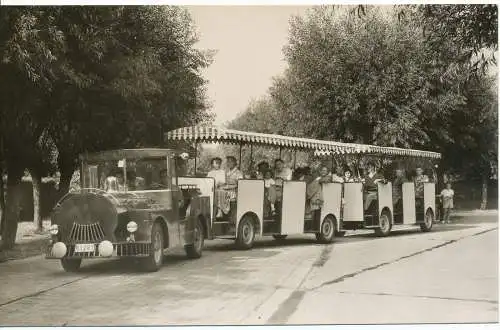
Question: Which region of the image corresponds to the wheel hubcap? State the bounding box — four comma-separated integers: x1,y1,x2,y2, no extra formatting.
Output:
153,231,162,263
425,213,432,226
322,220,332,237
242,222,252,243
381,216,388,232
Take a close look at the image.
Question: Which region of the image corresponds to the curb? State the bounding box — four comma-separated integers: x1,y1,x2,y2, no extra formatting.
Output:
0,237,49,263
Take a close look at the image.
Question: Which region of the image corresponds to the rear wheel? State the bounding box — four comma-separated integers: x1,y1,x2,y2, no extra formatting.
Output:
235,215,255,250
141,222,164,272
374,211,392,237
316,216,336,244
420,209,434,232
185,218,204,259
272,234,288,241
61,258,82,272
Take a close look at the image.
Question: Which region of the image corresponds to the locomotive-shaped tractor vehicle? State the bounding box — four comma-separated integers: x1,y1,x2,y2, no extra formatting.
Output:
45,149,210,272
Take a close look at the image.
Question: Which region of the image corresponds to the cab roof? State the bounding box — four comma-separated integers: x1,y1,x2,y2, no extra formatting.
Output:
80,148,176,162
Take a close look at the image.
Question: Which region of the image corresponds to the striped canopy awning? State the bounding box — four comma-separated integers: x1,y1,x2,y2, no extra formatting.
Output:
165,126,441,159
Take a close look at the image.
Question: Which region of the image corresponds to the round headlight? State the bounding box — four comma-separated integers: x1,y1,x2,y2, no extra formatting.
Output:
98,240,114,257
127,221,138,233
52,242,67,259
49,224,59,235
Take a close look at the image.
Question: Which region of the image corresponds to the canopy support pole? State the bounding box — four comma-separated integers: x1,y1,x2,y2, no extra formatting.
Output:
239,144,243,168
279,147,282,159
293,150,297,169
249,145,253,171
194,141,198,175
331,152,335,174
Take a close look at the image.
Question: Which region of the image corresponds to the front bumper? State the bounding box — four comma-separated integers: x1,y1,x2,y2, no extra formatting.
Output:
45,241,152,259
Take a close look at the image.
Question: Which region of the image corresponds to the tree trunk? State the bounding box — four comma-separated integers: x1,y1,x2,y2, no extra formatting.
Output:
58,167,74,197
57,150,77,198
31,171,43,232
480,174,488,210
0,165,24,250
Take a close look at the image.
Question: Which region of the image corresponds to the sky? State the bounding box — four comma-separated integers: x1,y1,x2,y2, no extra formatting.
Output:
186,6,312,126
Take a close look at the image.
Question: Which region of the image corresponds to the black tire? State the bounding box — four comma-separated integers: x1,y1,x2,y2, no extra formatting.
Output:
272,234,288,241
235,215,256,250
420,209,434,232
61,258,82,272
316,216,336,244
375,211,392,237
141,222,164,272
335,230,346,237
185,218,204,259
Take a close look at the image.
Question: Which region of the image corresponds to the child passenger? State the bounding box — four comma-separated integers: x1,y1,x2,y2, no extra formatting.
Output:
263,170,277,215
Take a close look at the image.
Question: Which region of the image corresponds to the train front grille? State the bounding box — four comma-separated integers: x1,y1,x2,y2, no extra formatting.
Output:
68,222,106,243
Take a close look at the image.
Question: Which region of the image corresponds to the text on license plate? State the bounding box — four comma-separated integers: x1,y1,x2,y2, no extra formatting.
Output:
75,244,95,253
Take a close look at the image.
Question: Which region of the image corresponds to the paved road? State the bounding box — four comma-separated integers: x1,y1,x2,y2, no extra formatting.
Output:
0,215,497,325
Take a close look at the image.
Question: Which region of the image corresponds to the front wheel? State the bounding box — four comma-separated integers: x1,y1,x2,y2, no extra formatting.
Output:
316,216,336,244
235,215,256,250
420,209,434,232
61,258,82,272
140,222,164,272
374,211,392,237
185,218,204,259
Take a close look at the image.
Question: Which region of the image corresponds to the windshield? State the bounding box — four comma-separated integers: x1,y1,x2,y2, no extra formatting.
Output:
82,157,171,192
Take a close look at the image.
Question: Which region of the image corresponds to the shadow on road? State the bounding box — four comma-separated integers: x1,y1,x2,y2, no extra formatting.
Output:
46,222,492,275
205,223,484,252
51,254,192,276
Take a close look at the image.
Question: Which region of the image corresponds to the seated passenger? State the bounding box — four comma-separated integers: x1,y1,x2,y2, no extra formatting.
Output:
274,159,292,181
208,157,230,218
304,167,323,221
223,156,243,196
317,166,333,184
413,166,429,198
127,170,145,191
256,161,270,179
362,161,385,211
343,167,356,183
207,157,226,188
222,156,243,223
392,168,407,206
263,169,277,215
159,169,169,186
331,164,344,183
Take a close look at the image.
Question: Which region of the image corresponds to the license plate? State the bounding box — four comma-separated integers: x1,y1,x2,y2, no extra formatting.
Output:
75,244,95,253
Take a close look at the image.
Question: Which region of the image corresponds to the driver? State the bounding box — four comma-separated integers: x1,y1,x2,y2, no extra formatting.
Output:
105,169,126,192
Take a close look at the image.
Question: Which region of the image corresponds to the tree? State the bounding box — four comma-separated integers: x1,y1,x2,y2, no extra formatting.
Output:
0,6,213,249
26,130,58,232
352,5,498,74
46,7,214,196
272,7,468,149
0,7,60,248
233,5,497,207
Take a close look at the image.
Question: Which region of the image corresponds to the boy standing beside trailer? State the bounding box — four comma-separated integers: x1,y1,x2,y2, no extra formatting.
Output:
440,182,455,224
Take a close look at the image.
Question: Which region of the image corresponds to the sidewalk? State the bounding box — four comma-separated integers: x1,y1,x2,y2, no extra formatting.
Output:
0,220,50,263
452,209,498,217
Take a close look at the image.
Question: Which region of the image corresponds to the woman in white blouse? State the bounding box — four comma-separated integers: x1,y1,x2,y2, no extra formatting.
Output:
207,157,226,188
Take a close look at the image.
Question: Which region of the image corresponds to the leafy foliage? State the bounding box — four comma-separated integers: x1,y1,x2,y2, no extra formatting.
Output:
0,6,214,248
231,5,497,183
